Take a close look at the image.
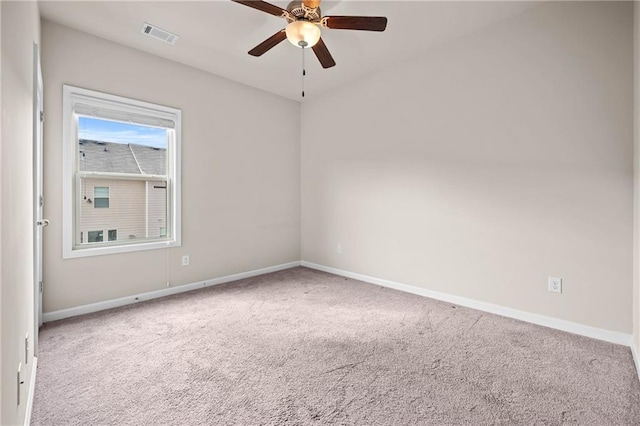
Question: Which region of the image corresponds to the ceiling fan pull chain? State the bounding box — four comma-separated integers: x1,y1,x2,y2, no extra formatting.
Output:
301,45,306,98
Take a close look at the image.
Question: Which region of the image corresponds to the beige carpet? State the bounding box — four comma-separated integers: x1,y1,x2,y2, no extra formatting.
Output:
32,267,640,425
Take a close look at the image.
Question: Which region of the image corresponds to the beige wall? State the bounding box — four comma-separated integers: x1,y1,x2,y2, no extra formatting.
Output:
301,1,633,333
42,21,301,312
1,1,40,424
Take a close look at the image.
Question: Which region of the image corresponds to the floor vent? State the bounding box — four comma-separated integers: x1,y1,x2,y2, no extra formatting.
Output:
140,23,179,45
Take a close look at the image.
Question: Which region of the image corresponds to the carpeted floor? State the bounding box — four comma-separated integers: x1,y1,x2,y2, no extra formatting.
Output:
32,267,640,425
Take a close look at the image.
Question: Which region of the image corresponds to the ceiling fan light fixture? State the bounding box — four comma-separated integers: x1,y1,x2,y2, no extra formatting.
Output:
285,20,321,48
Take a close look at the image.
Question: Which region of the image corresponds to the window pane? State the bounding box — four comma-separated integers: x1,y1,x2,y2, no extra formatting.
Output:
148,181,169,238
88,230,103,242
78,177,168,245
78,117,168,174
94,198,109,208
94,187,109,197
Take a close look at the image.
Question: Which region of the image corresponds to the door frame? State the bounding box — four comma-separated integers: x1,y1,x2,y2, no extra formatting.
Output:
33,42,44,353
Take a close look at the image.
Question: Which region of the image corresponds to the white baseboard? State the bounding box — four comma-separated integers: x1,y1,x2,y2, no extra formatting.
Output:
42,258,636,355
43,261,301,322
301,261,633,347
24,356,37,426
632,342,640,382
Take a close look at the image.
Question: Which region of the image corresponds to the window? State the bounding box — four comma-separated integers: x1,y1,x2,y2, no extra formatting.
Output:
94,186,109,208
63,85,181,258
88,230,103,243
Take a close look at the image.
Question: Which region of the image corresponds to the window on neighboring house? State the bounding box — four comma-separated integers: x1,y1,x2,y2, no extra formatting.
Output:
63,85,182,258
94,186,109,208
88,230,103,243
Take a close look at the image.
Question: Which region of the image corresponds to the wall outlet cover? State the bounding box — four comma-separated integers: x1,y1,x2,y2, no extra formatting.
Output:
548,276,562,294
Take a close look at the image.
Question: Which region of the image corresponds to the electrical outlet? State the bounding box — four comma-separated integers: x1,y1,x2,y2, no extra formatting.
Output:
181,255,189,266
548,276,562,294
337,244,342,254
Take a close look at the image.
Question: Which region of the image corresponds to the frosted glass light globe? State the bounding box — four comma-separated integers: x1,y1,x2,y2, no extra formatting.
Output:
285,21,321,48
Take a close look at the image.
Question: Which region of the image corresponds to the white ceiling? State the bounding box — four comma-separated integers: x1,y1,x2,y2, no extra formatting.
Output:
39,1,540,101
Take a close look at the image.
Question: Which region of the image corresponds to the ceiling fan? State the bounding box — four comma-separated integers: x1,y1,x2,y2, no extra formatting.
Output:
231,0,388,69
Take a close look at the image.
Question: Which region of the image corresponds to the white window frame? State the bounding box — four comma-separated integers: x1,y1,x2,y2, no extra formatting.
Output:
62,85,182,259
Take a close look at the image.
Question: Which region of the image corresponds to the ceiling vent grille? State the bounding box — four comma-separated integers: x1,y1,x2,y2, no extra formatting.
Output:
140,23,179,45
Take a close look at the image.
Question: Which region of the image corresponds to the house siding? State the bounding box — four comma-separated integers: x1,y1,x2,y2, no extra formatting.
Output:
146,180,167,238
80,178,147,242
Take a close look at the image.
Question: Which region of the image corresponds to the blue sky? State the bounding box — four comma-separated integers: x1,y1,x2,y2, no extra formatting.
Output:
79,117,167,149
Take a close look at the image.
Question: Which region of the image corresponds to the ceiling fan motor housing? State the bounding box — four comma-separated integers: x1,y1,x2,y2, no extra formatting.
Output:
285,1,321,23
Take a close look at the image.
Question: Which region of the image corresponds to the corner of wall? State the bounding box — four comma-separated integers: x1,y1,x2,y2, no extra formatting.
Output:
0,0,3,422
633,0,640,379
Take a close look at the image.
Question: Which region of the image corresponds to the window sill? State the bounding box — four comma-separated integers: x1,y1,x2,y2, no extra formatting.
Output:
63,239,181,259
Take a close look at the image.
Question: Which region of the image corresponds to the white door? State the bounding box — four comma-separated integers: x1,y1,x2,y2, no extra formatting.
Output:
33,43,46,341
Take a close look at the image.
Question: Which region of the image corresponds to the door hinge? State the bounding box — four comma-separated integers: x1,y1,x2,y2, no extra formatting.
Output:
40,195,44,207
39,281,43,293
17,363,23,405
40,111,44,123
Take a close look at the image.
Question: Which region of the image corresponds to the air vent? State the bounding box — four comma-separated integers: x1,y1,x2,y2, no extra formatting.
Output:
140,22,179,45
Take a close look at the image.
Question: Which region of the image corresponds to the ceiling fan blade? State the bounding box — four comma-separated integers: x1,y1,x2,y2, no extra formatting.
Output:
231,0,286,17
312,37,336,69
323,16,388,32
248,29,287,56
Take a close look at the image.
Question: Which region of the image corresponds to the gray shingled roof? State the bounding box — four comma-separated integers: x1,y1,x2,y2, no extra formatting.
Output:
78,140,166,175
129,143,166,175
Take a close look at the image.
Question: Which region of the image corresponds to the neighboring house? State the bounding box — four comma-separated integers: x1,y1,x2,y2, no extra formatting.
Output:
78,139,167,244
